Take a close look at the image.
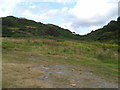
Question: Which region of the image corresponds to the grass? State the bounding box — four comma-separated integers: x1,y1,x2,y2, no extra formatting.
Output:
2,37,118,88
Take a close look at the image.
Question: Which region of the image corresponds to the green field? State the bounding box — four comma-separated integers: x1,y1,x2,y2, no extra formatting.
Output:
2,37,118,88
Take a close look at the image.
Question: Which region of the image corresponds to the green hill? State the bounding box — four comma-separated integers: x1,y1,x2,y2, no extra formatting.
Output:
82,17,120,43
2,16,81,40
1,16,120,43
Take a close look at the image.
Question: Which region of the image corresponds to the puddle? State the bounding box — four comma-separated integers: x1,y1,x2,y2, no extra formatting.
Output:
29,67,38,70
28,55,46,61
56,71,64,74
47,71,64,75
38,75,48,79
29,65,50,70
47,71,54,74
39,65,49,69
43,67,49,70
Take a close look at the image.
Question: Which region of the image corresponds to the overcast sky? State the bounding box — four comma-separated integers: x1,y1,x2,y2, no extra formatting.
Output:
0,0,119,35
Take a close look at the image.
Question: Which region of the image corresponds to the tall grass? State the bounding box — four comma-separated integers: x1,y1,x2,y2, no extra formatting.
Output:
2,38,118,62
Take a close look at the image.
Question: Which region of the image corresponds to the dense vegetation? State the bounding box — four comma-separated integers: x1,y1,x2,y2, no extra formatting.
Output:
2,16,119,43
2,16,80,40
82,17,120,43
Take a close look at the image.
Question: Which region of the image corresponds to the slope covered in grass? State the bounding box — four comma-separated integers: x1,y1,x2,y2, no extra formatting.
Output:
2,16,120,43
2,16,81,40
2,37,118,88
82,17,120,43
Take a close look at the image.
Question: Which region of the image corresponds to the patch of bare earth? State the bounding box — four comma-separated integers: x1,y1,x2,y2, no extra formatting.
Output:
28,64,118,88
3,51,118,88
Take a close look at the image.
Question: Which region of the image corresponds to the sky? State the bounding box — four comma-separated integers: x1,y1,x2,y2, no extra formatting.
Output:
0,0,119,35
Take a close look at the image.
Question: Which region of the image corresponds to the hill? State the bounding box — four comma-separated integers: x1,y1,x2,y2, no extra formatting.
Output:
1,16,120,43
2,16,81,40
82,17,120,43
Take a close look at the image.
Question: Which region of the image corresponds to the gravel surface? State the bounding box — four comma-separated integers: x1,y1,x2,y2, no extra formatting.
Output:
29,64,118,88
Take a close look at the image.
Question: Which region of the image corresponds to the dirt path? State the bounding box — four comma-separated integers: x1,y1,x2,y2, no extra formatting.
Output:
3,51,118,88
28,64,118,88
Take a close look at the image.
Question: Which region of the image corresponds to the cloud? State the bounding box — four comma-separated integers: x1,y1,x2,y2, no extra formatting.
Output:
119,1,120,16
88,26,101,31
0,5,11,17
0,0,77,4
60,0,119,35
68,0,118,26
0,0,23,3
47,9,59,17
0,0,24,17
0,0,72,17
20,0,77,4
59,22,72,29
22,6,69,21
22,10,48,21
28,5,36,9
46,7,69,18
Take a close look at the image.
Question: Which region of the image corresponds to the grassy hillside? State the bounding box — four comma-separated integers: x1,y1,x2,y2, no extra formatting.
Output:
2,16,119,44
2,37,118,88
2,16,81,40
82,17,120,43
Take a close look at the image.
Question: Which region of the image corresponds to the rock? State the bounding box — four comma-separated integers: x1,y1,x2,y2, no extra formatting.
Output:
71,84,76,87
